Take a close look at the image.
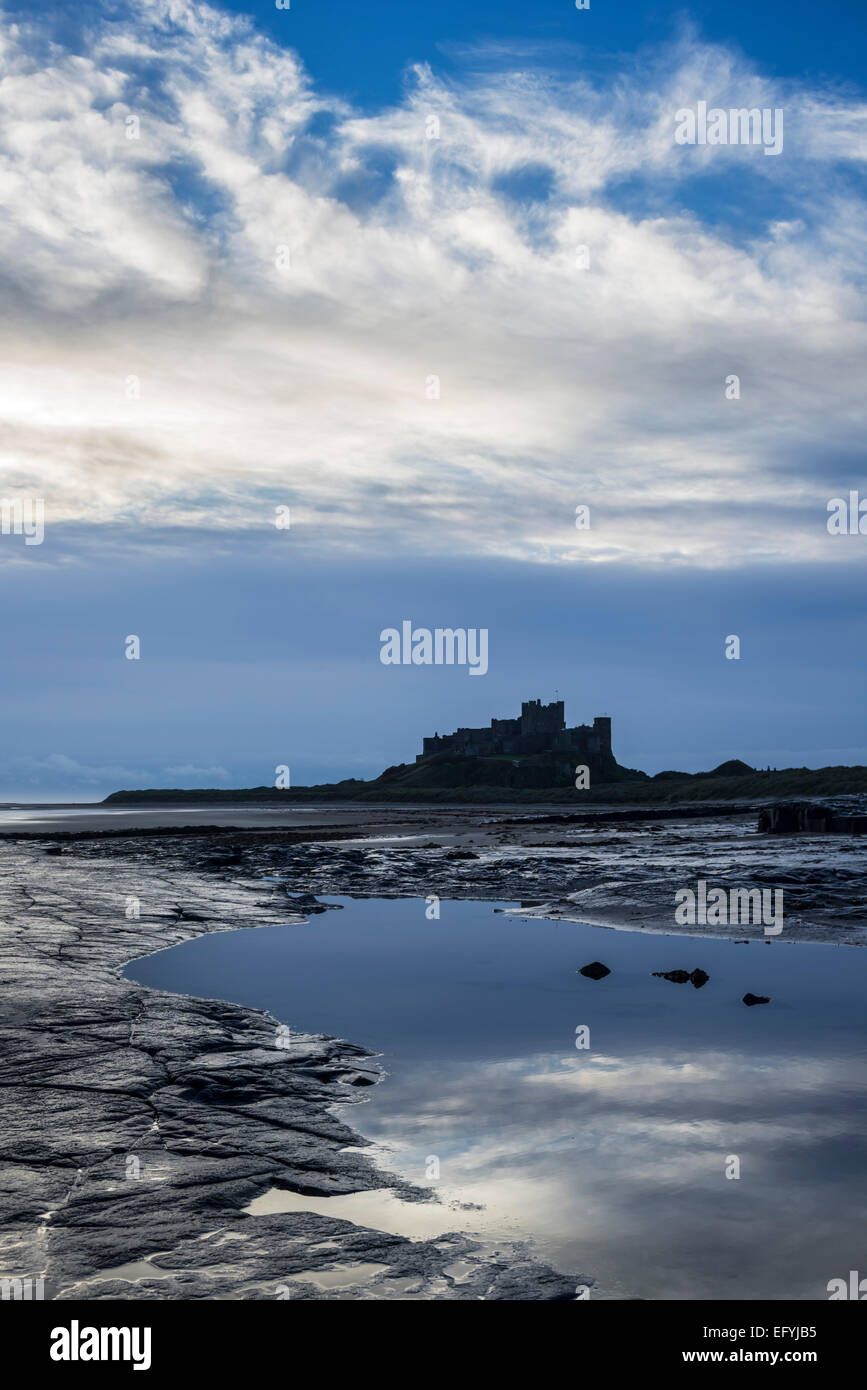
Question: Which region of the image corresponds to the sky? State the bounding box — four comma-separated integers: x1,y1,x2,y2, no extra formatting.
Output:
0,0,865,799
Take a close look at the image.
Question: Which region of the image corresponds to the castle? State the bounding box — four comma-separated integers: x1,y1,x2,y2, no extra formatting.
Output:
417,699,613,764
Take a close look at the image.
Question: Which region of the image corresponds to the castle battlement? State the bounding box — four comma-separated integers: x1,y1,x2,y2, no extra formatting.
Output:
417,699,613,763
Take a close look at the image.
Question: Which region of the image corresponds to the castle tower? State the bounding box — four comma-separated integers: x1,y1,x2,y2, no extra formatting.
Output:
520,699,565,738
593,716,612,753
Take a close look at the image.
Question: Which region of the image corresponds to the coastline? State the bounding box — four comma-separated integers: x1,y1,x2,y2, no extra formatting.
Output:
2,802,863,1300
0,833,580,1301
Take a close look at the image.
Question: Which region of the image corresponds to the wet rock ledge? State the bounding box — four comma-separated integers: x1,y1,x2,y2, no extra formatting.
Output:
0,840,576,1301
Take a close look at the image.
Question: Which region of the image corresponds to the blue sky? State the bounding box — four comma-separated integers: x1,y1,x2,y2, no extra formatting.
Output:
0,0,865,798
217,0,867,107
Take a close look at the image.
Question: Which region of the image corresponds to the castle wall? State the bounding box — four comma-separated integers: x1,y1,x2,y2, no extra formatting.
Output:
418,702,612,763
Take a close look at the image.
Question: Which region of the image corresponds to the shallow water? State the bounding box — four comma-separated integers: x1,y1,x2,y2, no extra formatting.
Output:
124,895,867,1300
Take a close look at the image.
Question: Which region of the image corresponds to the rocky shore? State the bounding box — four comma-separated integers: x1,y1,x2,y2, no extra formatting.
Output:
2,801,863,1301
0,834,580,1301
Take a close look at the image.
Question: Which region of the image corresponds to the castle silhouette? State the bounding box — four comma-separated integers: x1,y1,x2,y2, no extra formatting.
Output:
417,698,613,765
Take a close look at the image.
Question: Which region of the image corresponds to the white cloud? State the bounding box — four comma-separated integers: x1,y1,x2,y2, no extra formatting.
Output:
0,1,864,568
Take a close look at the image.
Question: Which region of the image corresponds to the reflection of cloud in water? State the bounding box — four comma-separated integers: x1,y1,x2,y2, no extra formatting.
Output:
344,1046,867,1299
129,892,867,1300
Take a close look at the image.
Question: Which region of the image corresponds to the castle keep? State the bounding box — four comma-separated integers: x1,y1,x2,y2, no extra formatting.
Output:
417,699,613,764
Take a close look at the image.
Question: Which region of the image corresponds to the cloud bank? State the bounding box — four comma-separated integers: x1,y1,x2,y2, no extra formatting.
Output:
0,0,865,567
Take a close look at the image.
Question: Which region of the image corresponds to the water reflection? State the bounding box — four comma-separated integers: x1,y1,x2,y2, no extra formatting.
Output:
125,896,867,1300
346,1046,867,1299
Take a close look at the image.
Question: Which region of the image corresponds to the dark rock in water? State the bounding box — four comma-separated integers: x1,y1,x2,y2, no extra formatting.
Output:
285,892,336,914
652,967,710,989
743,993,771,1006
579,961,611,980
446,849,480,860
758,802,867,835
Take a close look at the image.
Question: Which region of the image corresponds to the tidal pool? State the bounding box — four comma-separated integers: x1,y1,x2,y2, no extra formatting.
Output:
124,896,867,1300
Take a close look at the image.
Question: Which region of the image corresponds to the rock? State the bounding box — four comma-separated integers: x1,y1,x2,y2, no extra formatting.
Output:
579,962,611,980
758,802,867,835
285,892,336,914
0,836,578,1303
742,993,771,1006
202,849,244,866
652,968,709,988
